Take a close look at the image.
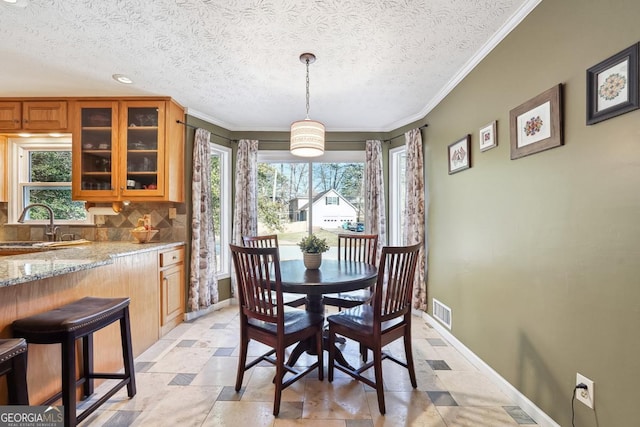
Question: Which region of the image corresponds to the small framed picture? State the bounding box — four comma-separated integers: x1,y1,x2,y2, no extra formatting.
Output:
479,121,497,152
509,84,563,160
586,43,639,125
448,135,471,174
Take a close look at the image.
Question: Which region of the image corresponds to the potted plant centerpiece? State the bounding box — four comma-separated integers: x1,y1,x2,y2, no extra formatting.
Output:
298,234,329,269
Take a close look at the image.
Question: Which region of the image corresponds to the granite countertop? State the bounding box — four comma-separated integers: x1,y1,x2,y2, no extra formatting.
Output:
0,241,185,288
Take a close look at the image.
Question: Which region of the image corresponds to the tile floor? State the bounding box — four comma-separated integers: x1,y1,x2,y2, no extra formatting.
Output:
82,304,537,426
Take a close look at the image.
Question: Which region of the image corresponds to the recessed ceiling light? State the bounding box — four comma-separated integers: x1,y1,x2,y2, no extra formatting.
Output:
112,74,133,84
2,0,28,7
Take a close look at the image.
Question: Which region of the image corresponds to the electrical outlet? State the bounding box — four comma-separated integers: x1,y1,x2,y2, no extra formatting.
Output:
168,207,177,219
576,373,595,409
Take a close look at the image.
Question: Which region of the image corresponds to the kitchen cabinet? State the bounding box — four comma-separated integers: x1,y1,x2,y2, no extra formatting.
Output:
0,136,6,202
72,98,184,203
0,100,68,131
159,245,185,336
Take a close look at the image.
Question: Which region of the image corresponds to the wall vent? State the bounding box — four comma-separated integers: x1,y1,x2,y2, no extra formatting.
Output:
432,298,452,329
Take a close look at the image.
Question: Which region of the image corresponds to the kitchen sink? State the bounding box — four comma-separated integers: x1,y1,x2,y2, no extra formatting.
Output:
0,241,60,256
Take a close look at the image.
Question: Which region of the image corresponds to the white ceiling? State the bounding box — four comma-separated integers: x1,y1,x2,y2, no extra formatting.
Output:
0,0,538,132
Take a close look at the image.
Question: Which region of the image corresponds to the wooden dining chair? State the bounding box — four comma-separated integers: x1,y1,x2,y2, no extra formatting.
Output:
327,242,422,415
323,234,378,309
242,234,307,308
230,244,324,416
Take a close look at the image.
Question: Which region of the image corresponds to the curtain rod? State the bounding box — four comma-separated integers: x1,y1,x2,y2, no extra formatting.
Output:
383,124,428,143
176,120,232,142
177,120,427,143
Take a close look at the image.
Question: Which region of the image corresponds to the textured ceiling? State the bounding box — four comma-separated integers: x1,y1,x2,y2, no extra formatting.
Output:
0,0,537,132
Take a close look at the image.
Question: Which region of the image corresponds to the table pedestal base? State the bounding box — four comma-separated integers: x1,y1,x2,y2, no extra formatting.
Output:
285,295,354,371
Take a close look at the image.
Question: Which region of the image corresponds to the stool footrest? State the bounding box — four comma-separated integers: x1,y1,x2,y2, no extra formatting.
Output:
76,379,132,424
88,373,130,380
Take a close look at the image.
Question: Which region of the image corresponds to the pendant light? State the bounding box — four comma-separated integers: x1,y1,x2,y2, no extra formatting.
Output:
290,53,325,157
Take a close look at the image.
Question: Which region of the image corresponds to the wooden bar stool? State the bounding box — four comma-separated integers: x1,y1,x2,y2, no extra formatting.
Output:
0,338,29,405
12,297,136,427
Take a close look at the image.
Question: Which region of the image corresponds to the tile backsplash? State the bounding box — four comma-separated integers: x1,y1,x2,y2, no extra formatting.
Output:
0,202,187,243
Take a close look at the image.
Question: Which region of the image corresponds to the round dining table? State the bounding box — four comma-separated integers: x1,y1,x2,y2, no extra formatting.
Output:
276,259,378,369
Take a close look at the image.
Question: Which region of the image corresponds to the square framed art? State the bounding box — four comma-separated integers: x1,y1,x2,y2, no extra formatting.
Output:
509,84,563,160
448,134,470,174
479,120,497,152
586,43,639,125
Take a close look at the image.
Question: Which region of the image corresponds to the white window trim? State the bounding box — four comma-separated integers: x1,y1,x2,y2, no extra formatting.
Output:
389,145,405,245
211,142,232,278
8,137,93,225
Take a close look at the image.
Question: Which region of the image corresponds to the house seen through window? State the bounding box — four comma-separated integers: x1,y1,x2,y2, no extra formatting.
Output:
257,151,365,260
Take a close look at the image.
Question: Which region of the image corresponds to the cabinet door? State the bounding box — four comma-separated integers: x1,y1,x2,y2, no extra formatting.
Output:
22,101,68,130
0,136,7,202
160,264,184,328
0,102,21,130
72,101,119,199
120,101,165,198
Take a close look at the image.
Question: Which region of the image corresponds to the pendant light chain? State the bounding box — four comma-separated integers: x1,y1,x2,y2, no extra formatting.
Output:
305,57,311,119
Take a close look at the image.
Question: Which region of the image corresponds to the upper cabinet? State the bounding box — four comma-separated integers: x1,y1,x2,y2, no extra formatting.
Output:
72,98,184,203
0,136,7,202
0,100,68,131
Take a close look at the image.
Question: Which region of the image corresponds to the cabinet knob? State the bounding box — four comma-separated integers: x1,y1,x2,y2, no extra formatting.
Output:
120,186,124,190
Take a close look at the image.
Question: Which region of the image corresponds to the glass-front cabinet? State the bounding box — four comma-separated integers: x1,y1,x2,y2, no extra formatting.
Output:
74,101,118,197
72,98,183,203
120,100,165,198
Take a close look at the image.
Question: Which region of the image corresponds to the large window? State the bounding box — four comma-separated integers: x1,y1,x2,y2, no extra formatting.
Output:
389,146,406,245
9,137,90,225
257,151,365,260
210,142,232,277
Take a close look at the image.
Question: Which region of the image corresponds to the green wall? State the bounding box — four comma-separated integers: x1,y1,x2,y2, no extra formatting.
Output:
424,0,640,425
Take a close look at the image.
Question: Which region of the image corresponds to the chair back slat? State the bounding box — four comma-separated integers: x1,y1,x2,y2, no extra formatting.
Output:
374,243,421,322
243,234,279,249
338,234,378,265
230,244,283,325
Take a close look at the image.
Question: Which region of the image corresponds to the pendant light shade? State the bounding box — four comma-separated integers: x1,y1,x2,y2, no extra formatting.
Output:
290,118,325,157
291,53,324,157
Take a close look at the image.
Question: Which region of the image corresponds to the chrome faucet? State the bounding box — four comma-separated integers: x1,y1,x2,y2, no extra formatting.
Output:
17,203,59,242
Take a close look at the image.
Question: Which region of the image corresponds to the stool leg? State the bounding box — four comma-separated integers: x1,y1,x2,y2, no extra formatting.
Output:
62,336,77,427
7,350,29,405
120,307,136,397
82,334,94,397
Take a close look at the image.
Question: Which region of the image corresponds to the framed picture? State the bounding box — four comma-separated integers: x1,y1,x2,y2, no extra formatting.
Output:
586,43,639,125
448,134,470,174
509,84,563,160
479,120,497,152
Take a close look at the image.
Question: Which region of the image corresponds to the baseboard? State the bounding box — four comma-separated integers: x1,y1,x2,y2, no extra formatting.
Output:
183,298,232,322
419,311,560,427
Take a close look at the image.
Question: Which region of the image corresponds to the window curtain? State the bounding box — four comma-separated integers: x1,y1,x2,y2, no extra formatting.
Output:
232,139,258,245
405,128,427,311
188,128,218,311
364,139,386,262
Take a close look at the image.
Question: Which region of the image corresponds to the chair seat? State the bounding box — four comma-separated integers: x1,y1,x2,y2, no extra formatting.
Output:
323,289,372,308
248,309,324,335
327,305,403,335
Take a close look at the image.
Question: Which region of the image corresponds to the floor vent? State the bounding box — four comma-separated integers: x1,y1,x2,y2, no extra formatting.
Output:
432,298,452,329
